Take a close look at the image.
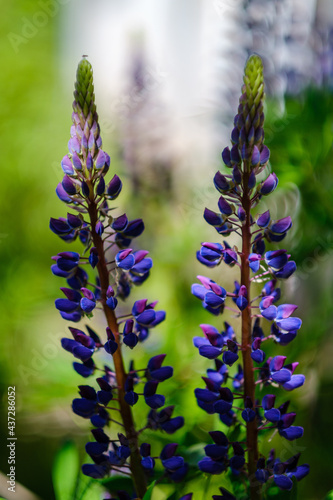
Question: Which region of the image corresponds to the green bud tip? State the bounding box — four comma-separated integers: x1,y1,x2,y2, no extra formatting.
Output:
74,57,96,119
243,54,265,110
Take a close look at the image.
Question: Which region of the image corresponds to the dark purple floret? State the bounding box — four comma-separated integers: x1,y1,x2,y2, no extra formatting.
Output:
212,487,236,500
82,464,107,479
144,381,165,409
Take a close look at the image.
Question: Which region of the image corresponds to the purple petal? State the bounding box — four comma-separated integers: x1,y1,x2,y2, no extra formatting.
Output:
260,173,278,195
56,183,72,203
262,394,275,410
274,474,293,491
218,196,233,216
275,261,297,279
61,155,74,175
251,145,260,165
261,305,277,321
269,355,287,372
204,208,224,227
264,408,281,422
193,337,210,348
72,152,82,170
205,291,225,308
257,211,270,228
270,216,292,234
199,345,222,359
80,298,96,313
276,304,298,319
271,368,291,384
260,145,270,164
221,147,231,166
288,464,310,481
283,374,305,391
214,171,230,192
279,426,304,441
276,317,302,331
68,137,81,154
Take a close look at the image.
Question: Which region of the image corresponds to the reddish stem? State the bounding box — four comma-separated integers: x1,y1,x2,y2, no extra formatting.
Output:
241,168,262,500
87,190,147,499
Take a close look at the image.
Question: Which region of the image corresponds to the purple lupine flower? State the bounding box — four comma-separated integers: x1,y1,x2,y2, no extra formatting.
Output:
191,55,308,498
50,58,184,497
192,276,226,315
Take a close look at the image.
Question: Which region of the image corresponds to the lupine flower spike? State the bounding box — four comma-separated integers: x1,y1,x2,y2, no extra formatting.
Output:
192,55,309,499
51,58,185,499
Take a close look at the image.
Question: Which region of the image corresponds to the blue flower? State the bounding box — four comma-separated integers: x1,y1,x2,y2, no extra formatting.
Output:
229,442,245,474
242,397,256,423
144,381,165,409
272,455,310,491
192,276,226,315
260,301,302,335
269,356,305,390
147,406,184,434
132,299,166,329
197,242,224,267
160,444,188,482
251,337,266,364
198,431,229,474
146,354,173,381
80,287,96,313
265,250,296,279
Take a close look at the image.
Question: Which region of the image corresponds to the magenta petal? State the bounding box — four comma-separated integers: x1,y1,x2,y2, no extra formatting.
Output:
269,355,287,372
200,324,220,337
276,304,298,319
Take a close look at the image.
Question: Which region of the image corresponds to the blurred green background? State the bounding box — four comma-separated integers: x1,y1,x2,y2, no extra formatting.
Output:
0,1,333,499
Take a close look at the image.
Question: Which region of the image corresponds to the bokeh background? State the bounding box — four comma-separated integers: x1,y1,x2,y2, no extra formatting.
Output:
0,0,333,499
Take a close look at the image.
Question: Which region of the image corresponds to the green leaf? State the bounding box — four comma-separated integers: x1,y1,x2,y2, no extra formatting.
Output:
52,441,79,500
78,479,104,500
324,490,333,500
142,480,156,500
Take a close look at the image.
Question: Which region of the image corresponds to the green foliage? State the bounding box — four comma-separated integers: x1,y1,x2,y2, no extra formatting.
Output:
52,441,79,500
142,480,157,500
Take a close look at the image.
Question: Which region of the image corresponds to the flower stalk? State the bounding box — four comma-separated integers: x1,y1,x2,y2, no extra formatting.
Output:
240,168,260,498
50,58,186,500
192,55,309,499
87,198,147,497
